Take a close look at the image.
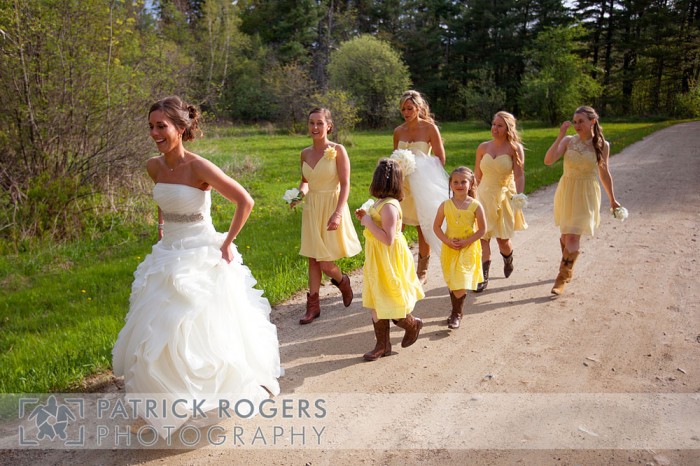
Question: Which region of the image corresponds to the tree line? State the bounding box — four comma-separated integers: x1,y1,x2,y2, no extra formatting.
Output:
0,0,698,245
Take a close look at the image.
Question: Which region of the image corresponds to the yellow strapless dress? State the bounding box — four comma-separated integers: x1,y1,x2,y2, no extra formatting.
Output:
440,199,483,291
476,154,527,240
553,136,602,236
396,140,433,226
362,198,424,319
299,156,361,261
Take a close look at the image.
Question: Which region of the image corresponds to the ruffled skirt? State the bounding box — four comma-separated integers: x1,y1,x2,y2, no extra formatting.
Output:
112,222,282,437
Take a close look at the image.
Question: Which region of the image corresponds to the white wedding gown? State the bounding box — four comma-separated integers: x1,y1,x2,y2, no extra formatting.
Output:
112,183,282,437
397,141,449,255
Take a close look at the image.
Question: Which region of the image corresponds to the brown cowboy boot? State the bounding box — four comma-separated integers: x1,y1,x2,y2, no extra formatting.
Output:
416,254,430,285
363,319,391,361
393,313,423,348
331,273,353,307
475,260,491,292
447,292,466,329
551,249,580,295
299,292,321,324
502,251,514,278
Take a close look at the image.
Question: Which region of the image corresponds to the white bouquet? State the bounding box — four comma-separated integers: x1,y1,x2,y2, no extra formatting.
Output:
510,193,529,210
283,187,303,204
389,149,416,176
359,198,375,212
611,206,629,221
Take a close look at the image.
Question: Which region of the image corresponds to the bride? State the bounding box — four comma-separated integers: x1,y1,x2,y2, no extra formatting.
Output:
112,96,282,438
393,90,449,284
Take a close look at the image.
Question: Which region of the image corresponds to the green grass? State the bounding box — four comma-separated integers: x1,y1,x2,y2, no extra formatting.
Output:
0,119,680,393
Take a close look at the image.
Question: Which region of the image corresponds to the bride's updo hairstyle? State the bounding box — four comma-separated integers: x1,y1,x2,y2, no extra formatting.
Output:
149,96,203,142
399,90,435,125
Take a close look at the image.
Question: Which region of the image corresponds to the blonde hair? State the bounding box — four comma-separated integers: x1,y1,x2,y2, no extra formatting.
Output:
448,166,477,199
493,111,523,168
574,106,604,164
400,90,435,125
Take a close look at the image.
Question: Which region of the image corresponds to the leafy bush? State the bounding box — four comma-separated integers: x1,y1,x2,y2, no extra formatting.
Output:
0,0,189,247
328,35,411,128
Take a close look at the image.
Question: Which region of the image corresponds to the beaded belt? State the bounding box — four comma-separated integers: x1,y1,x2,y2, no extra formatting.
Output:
162,212,204,223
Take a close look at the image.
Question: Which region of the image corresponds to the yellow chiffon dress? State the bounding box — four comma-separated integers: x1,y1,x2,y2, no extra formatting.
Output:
476,154,527,240
553,135,602,236
396,140,431,226
299,155,361,261
440,199,484,291
362,198,424,319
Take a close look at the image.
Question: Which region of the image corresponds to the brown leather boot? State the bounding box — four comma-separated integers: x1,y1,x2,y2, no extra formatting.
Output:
502,251,514,278
363,319,391,361
331,273,353,307
416,254,430,285
447,292,466,329
551,249,580,295
393,313,423,348
300,292,320,324
475,260,491,292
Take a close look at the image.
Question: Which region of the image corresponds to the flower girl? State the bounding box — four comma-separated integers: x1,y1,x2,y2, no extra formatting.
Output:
433,167,486,329
355,159,424,361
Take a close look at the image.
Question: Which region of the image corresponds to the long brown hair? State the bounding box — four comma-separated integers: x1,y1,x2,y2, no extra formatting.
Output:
575,106,604,164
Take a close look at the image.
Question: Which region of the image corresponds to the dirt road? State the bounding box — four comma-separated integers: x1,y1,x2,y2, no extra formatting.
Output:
3,122,699,465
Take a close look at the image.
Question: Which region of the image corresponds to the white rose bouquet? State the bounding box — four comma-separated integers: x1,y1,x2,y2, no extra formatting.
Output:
510,193,529,210
611,206,629,221
389,149,416,176
283,187,303,205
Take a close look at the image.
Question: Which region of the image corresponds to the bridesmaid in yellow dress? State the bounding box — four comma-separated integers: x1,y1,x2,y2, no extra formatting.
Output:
291,108,361,324
355,159,424,361
474,111,527,292
433,167,486,329
544,106,621,295
393,90,448,284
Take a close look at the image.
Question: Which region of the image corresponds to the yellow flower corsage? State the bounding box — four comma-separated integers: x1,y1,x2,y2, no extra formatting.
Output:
323,146,337,160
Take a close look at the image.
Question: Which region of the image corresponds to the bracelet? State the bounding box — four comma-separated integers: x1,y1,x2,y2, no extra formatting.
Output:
157,223,164,230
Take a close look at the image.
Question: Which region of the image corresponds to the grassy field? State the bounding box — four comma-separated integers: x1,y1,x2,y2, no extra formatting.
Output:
0,119,679,394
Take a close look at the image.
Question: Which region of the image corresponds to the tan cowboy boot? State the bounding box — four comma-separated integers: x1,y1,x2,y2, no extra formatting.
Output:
551,249,580,295
416,254,430,285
